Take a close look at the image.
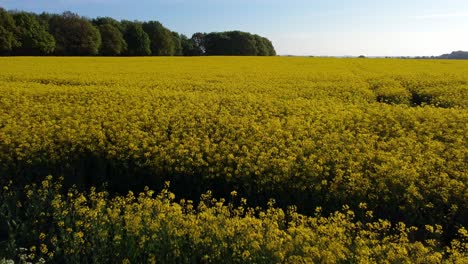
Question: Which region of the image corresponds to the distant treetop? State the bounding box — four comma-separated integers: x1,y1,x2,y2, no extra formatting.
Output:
0,8,276,56
437,51,468,60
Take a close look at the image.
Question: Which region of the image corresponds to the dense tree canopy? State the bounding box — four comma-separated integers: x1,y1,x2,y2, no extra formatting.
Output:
0,8,20,54
0,9,276,56
48,12,101,55
142,21,174,56
205,31,276,56
11,12,55,55
98,23,126,56
191,32,206,55
254,34,276,56
172,32,183,56
122,21,151,56
92,17,122,30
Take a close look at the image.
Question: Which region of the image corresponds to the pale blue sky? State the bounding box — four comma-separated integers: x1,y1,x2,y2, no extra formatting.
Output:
1,0,467,56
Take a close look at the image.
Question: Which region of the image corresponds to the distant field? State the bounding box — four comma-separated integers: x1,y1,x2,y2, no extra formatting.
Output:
0,57,467,262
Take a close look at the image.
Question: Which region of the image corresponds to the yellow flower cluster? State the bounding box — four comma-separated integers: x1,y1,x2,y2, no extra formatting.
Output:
2,176,467,263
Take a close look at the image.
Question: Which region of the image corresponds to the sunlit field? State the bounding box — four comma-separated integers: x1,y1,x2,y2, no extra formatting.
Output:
1,57,467,263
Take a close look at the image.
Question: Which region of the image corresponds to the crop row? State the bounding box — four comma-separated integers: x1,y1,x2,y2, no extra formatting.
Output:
1,176,467,263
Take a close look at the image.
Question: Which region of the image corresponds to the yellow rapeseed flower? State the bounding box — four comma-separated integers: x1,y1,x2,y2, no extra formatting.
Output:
40,244,48,254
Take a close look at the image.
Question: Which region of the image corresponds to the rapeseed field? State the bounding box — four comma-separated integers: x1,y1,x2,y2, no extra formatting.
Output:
0,57,467,263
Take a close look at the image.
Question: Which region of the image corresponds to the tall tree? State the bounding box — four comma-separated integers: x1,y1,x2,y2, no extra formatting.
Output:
263,37,276,56
191,32,206,55
93,17,122,30
171,32,183,56
11,12,55,55
98,24,126,56
180,34,195,56
253,35,268,56
122,21,151,56
0,8,20,55
48,11,101,55
36,12,54,29
142,21,174,56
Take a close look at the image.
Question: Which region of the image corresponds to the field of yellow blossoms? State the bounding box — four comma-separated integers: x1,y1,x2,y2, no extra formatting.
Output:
0,57,467,263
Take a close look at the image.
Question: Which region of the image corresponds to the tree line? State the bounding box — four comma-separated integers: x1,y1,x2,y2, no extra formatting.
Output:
0,8,276,56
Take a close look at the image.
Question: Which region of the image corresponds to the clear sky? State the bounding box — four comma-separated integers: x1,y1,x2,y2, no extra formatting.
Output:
1,0,467,56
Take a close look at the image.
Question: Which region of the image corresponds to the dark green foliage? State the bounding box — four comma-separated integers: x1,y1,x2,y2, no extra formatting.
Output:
204,32,230,55
254,35,275,56
142,21,175,56
254,34,269,56
48,12,101,55
188,32,206,56
11,12,55,55
36,12,54,29
180,34,195,56
172,31,183,56
204,31,276,56
0,8,20,54
92,16,122,31
98,24,127,56
93,17,126,56
263,37,276,56
228,31,258,55
0,26,16,54
122,21,151,56
0,9,276,56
